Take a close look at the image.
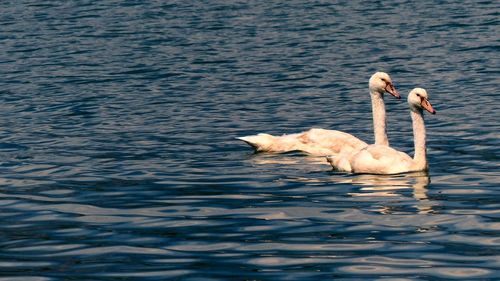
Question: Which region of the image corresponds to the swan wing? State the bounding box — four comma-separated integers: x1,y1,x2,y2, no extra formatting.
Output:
296,128,368,156
238,128,368,156
350,145,414,174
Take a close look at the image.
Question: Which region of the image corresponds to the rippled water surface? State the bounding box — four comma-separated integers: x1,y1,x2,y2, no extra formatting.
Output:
0,1,499,280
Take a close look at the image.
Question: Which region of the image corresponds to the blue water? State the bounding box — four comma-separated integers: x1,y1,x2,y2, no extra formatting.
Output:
0,1,499,280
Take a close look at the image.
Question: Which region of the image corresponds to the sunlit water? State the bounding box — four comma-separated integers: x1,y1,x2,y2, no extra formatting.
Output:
0,1,499,280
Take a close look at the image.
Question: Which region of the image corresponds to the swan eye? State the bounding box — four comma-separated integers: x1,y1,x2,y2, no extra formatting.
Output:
416,93,420,97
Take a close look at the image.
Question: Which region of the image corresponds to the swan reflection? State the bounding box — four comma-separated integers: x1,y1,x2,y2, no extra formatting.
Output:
341,172,435,214
245,153,436,214
248,153,327,166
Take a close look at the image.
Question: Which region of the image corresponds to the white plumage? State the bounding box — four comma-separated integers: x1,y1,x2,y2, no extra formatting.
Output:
238,72,400,156
327,88,436,174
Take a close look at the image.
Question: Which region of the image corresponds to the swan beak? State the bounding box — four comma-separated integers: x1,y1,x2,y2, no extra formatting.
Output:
421,98,436,114
385,82,401,99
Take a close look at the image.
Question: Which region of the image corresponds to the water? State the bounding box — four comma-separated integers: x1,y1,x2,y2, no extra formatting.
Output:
0,1,499,280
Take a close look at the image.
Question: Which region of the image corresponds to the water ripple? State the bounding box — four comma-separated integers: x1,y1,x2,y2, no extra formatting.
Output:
0,0,498,280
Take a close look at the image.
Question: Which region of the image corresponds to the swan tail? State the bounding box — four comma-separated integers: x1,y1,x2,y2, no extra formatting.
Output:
326,155,335,165
326,155,352,172
237,133,275,152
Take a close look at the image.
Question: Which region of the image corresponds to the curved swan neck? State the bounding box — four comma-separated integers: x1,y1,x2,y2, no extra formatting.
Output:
370,90,388,146
411,108,427,170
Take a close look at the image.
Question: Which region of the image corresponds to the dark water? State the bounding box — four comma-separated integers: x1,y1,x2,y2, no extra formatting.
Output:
0,1,499,280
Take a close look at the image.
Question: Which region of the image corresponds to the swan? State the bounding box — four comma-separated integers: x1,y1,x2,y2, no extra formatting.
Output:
238,72,401,156
327,88,436,174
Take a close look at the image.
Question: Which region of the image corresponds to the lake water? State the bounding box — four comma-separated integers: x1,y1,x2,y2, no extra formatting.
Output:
0,1,499,280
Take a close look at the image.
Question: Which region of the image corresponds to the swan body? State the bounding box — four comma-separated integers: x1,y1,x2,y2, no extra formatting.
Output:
238,128,368,155
238,72,400,156
327,88,436,174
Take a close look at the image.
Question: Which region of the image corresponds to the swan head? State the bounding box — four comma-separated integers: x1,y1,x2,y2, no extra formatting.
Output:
369,72,401,99
408,88,436,114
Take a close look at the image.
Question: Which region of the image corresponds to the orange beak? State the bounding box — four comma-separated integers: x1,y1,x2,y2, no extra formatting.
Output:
420,97,436,114
385,82,401,99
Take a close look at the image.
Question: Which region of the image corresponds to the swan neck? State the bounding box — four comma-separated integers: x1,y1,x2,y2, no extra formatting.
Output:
411,109,427,170
371,90,388,146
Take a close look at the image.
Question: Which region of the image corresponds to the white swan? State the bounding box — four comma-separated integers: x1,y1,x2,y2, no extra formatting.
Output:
327,88,436,174
238,72,401,156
